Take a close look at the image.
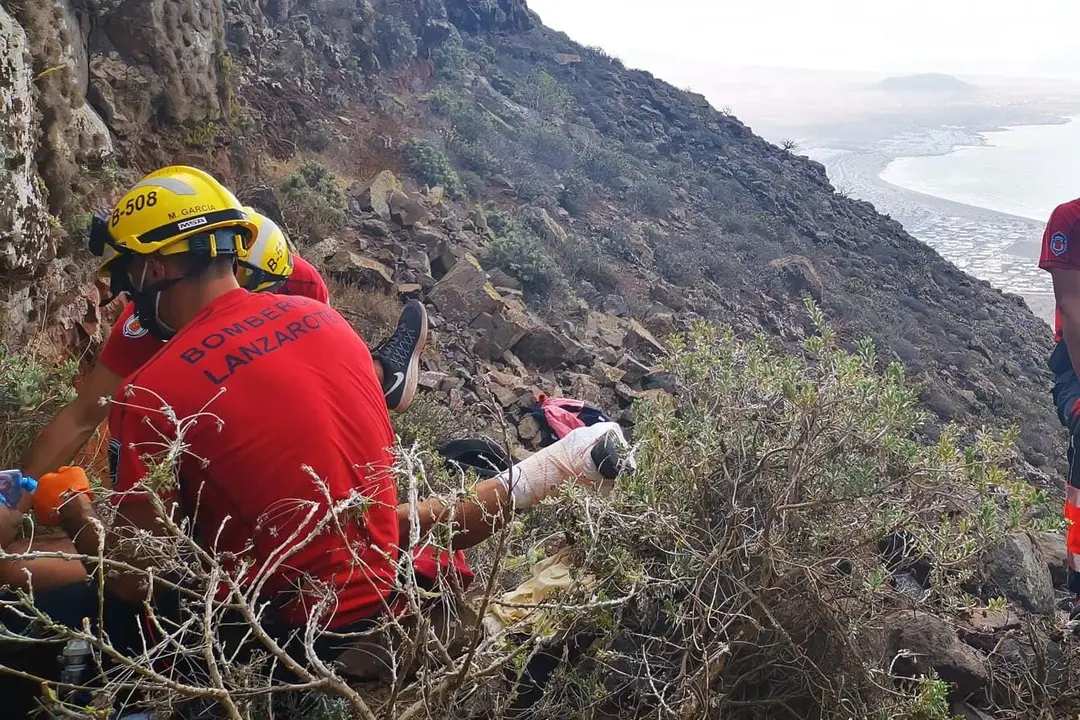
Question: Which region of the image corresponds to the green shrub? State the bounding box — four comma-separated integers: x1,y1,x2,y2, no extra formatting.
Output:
250,691,350,720
626,176,673,217
451,140,500,174
403,139,465,199
429,95,495,147
278,160,347,242
297,119,335,153
642,222,668,247
750,212,790,242
655,246,704,286
504,157,557,206
459,170,486,199
484,232,567,298
519,303,1038,718
66,211,94,240
578,142,631,188
427,89,456,117
483,207,518,237
582,44,622,67
183,120,220,149
463,35,496,68
0,350,77,469
523,69,571,121
488,69,518,98
431,26,469,79
526,123,575,171
392,392,471,449
558,172,595,217
448,105,493,144
559,237,620,294
374,15,417,69
601,221,639,262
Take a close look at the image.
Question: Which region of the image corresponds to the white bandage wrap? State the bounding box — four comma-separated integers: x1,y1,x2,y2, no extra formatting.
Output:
498,422,631,510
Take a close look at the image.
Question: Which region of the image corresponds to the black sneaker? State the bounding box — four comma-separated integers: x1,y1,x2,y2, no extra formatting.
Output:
589,426,636,481
373,299,428,414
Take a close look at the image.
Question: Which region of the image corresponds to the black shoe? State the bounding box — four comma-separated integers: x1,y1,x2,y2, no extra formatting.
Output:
589,426,635,481
373,299,428,413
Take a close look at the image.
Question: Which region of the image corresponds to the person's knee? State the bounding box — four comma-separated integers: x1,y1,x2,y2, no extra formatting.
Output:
1051,345,1080,428
1055,379,1080,429
1068,568,1080,595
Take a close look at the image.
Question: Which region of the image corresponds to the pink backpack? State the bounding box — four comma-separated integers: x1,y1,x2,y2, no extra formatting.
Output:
532,393,614,447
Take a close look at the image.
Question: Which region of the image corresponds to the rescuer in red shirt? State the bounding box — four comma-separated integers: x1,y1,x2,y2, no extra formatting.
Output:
52,168,405,631
1039,197,1080,620
0,168,634,716
0,199,426,595
17,207,427,490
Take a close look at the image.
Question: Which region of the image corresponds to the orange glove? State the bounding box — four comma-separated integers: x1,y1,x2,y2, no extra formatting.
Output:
33,466,93,526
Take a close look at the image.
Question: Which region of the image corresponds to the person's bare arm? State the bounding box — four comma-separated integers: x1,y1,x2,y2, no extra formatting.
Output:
60,493,164,603
0,533,87,591
1053,268,1080,374
398,477,511,552
21,362,120,481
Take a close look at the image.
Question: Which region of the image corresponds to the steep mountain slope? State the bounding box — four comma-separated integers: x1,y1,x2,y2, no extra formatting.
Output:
2,2,1078,718
0,0,1060,480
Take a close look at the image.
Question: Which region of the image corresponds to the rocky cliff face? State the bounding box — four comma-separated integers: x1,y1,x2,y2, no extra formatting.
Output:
0,0,1061,470
0,7,50,272
0,6,55,339
444,0,532,32
90,0,226,133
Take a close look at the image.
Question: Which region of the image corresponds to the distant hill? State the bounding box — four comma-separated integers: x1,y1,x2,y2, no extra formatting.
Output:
872,73,975,93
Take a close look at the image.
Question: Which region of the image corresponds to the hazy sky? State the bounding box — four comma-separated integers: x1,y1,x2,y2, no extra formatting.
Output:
528,0,1080,82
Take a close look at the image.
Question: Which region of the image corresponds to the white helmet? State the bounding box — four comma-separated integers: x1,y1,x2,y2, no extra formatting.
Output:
236,208,294,293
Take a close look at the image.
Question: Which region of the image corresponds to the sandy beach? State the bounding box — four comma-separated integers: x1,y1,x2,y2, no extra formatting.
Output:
804,145,1055,325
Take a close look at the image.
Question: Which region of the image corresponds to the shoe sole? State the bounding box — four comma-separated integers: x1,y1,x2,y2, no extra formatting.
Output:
392,301,428,414
590,430,631,480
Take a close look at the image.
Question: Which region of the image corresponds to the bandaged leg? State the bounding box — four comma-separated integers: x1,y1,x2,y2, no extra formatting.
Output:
497,422,634,510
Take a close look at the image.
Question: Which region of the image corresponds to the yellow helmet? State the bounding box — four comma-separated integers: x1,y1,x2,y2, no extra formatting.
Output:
91,166,258,274
236,208,294,293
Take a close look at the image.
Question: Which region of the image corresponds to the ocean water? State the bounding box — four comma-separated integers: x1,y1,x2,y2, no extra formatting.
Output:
880,117,1080,221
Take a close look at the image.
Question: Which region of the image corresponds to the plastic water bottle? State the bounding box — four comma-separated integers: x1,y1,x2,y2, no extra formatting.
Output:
59,638,95,710
0,469,37,509
59,638,91,685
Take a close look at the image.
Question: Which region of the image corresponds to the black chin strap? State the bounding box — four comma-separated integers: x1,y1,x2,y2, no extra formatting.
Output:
98,231,242,307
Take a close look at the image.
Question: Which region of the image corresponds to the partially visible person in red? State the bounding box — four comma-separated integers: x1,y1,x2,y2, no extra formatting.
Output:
2,205,426,590
20,208,423,484
0,167,634,717
109,290,400,625
58,166,400,627
1039,197,1080,617
99,253,328,381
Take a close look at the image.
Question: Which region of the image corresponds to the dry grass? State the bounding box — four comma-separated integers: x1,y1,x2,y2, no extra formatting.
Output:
328,279,402,344
332,112,410,184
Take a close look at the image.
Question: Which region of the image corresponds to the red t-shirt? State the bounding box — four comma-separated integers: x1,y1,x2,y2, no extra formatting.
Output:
1038,198,1080,343
108,289,397,628
276,254,329,304
100,255,329,379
